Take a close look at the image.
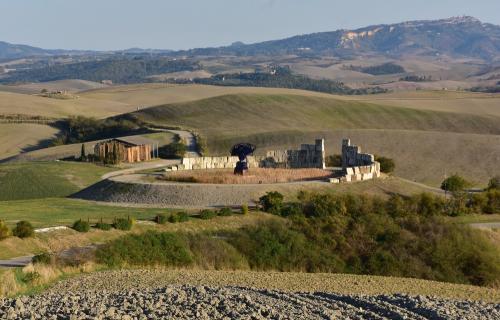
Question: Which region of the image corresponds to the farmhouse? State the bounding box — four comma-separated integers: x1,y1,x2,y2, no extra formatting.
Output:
94,137,153,163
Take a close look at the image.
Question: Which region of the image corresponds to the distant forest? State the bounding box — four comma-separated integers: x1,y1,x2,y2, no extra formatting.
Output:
345,63,406,75
189,67,387,95
1,57,202,84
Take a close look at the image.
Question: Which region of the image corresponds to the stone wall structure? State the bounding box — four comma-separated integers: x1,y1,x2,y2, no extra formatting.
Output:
169,139,326,171
330,138,380,184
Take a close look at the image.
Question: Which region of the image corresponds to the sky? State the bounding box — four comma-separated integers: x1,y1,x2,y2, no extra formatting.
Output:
0,0,499,51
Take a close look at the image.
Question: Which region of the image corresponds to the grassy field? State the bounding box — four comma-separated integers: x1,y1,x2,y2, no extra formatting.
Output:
131,94,500,187
0,208,277,259
0,198,168,228
0,124,59,161
0,162,113,201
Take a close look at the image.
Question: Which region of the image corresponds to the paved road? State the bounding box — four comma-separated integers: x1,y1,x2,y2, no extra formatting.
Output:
149,127,201,158
469,222,500,230
0,256,33,268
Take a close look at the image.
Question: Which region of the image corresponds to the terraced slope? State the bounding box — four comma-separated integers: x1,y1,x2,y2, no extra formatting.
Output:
130,94,500,186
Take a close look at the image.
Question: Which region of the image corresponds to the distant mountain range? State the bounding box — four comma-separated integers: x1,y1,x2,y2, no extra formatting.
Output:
1,16,499,61
180,16,500,61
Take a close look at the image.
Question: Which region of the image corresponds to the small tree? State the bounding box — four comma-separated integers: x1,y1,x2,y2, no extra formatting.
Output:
80,144,87,161
0,220,10,240
12,221,34,238
441,174,470,193
375,156,395,174
259,191,284,215
241,204,249,215
325,154,342,167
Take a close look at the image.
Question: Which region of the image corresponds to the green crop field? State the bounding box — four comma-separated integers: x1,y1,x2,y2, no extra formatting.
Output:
0,162,113,201
130,94,500,187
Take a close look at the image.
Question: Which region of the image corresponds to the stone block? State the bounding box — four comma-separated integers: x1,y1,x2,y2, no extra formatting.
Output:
192,164,202,170
346,168,354,175
329,178,340,184
362,173,373,180
177,164,185,170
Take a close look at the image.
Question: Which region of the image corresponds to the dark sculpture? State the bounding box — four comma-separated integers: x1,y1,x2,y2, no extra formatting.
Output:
231,143,256,175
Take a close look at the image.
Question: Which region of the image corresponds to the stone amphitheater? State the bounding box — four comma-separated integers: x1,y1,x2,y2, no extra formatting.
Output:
73,138,381,208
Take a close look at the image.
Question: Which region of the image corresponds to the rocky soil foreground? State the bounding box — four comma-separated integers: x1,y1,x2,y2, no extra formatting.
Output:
2,269,500,319
1,285,499,320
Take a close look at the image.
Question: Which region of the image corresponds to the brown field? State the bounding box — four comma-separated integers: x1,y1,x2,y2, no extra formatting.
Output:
0,91,131,118
161,168,334,184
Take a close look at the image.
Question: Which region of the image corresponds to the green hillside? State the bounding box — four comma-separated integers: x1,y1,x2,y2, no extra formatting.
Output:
0,162,112,201
130,94,500,186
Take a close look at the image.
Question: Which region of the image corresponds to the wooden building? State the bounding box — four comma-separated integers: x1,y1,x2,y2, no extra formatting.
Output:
94,137,153,163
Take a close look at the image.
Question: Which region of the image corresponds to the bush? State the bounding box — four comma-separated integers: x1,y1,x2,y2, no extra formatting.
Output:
325,154,342,167
218,207,233,217
155,214,168,224
113,218,134,231
0,220,10,240
32,252,53,265
259,191,284,215
199,209,217,220
159,141,187,159
72,219,90,233
241,204,249,215
488,176,500,190
95,231,192,267
12,221,34,238
169,212,189,223
441,174,470,193
375,156,395,173
95,222,112,231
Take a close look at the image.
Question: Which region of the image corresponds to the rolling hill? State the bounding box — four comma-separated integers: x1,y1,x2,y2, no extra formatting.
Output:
127,93,500,186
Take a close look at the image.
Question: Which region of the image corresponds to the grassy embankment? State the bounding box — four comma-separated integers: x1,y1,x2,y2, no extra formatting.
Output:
0,162,112,201
129,93,500,187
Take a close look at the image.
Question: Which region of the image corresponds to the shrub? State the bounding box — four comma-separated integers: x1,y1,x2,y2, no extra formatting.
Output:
113,218,134,231
95,222,112,231
375,156,395,173
95,231,192,267
218,207,233,217
199,209,217,220
483,189,500,214
325,154,342,167
72,219,90,233
32,252,53,265
259,191,284,215
0,220,10,240
155,214,168,224
159,141,187,159
169,212,189,223
12,221,34,238
19,271,40,284
280,203,303,217
441,174,470,193
241,204,249,215
488,176,500,190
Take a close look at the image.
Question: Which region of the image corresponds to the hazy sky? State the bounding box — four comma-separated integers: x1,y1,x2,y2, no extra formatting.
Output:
1,0,499,50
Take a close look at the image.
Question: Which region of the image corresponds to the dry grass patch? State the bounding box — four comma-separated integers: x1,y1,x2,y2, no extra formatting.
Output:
161,168,334,184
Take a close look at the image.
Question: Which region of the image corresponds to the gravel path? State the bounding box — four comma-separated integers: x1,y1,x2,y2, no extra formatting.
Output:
1,284,498,319
72,175,328,207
